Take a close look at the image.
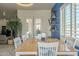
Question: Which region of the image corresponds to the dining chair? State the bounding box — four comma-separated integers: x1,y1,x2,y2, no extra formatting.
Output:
64,37,75,51
34,34,42,40
37,42,59,56
41,33,46,38
73,39,79,56
65,37,75,48
73,39,79,49
22,35,26,42
25,32,31,39
14,37,22,48
41,33,46,41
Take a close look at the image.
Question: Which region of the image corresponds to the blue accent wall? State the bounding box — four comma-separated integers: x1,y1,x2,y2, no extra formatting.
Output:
51,3,63,39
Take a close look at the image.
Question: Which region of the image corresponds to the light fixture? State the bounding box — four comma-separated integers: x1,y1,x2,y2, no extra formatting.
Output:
3,11,6,16
2,8,6,16
51,9,56,18
26,19,29,23
16,3,33,7
51,13,56,18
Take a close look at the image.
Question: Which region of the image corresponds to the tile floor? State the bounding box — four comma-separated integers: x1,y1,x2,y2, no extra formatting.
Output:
0,45,15,56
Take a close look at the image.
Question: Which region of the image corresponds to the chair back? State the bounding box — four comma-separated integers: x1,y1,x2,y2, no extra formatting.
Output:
14,37,21,48
41,33,46,41
37,34,42,40
65,37,75,48
37,42,59,56
73,39,79,49
25,32,31,39
41,33,46,38
22,35,26,42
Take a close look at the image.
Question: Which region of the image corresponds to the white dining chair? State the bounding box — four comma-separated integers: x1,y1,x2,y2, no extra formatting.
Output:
41,33,46,38
37,34,42,40
41,33,46,41
25,32,31,39
73,39,79,56
73,39,79,48
21,35,26,42
64,37,76,51
14,37,22,48
37,42,59,56
65,37,75,48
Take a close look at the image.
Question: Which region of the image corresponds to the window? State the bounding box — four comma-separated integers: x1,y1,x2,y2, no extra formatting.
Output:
65,4,71,37
34,19,41,35
26,19,33,33
60,8,65,38
60,3,79,40
72,4,76,38
35,19,41,30
76,4,79,39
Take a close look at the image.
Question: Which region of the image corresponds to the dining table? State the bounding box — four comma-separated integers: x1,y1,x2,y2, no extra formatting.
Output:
15,38,77,56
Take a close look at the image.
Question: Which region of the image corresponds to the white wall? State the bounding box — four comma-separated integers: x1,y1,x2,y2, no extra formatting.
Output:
17,10,51,37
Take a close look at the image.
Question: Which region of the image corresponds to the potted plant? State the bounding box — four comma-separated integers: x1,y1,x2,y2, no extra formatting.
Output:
6,18,22,38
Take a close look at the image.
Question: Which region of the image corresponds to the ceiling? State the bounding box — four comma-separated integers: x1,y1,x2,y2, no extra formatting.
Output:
17,3,55,10
0,3,17,19
0,3,55,19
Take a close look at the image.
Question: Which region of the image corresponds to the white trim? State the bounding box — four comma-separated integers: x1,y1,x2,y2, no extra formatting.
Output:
16,52,37,56
60,3,69,10
60,4,65,40
57,52,77,56
16,51,77,56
